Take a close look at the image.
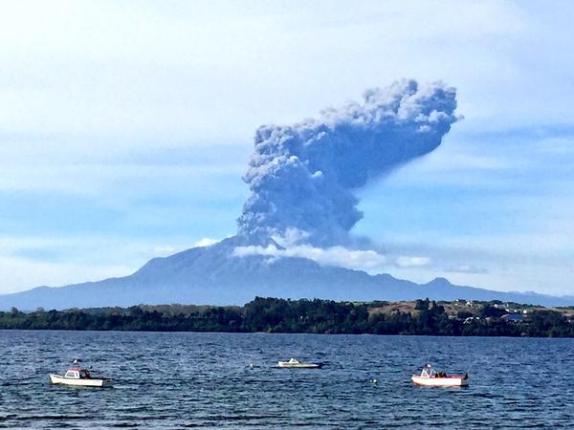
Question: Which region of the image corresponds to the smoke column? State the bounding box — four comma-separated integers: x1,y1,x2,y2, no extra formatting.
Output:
238,80,458,246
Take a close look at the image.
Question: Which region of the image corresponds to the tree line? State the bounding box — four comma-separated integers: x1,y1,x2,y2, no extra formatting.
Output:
0,297,573,337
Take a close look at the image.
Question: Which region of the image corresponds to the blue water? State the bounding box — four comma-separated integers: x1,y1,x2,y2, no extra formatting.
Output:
0,331,573,429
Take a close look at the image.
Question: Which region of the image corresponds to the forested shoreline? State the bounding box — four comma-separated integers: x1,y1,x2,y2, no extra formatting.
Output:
1,297,573,337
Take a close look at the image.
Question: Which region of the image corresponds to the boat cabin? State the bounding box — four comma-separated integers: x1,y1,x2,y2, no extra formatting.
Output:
64,368,92,379
419,364,450,378
420,364,437,378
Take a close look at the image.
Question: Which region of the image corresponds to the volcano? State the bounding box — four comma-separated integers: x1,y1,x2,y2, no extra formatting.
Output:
1,237,572,310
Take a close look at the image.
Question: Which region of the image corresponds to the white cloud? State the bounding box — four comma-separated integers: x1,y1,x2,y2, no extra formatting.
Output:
0,0,570,147
394,256,431,268
445,264,488,274
0,234,206,293
193,238,220,248
233,242,438,276
0,162,245,197
0,256,132,295
233,244,388,272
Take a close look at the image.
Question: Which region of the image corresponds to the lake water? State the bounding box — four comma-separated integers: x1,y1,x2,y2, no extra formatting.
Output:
0,331,573,429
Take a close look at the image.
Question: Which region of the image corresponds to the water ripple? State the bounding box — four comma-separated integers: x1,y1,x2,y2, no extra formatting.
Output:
0,331,572,428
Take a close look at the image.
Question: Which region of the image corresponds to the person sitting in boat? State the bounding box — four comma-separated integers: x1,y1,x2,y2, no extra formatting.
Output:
79,369,92,379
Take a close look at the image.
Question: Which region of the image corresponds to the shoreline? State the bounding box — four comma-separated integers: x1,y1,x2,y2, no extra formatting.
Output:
2,297,573,338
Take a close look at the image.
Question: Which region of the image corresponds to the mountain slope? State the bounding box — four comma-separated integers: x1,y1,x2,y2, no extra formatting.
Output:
1,237,572,310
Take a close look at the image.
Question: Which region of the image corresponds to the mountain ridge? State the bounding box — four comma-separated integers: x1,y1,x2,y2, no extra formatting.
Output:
1,237,572,310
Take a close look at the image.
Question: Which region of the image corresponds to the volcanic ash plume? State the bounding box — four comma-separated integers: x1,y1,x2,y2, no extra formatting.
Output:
237,80,458,246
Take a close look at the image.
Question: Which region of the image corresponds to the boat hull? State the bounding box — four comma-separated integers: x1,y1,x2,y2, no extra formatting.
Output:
411,375,469,387
277,363,322,369
49,374,109,387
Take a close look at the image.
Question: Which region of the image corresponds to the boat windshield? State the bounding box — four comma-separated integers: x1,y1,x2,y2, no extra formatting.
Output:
421,366,436,378
65,370,80,379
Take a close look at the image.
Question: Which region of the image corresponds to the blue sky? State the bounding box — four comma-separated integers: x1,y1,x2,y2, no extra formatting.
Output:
0,0,573,295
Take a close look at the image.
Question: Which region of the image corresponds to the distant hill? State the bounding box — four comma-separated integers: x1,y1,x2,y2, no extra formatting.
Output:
1,236,572,310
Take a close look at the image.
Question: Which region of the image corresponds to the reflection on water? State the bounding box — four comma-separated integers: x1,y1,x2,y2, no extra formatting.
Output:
0,331,573,428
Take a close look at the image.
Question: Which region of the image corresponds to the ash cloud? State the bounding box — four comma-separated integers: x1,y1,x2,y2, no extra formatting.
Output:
238,80,458,246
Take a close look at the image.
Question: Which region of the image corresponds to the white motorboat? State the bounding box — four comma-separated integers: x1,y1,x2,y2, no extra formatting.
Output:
277,358,322,369
411,364,469,387
49,360,110,387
